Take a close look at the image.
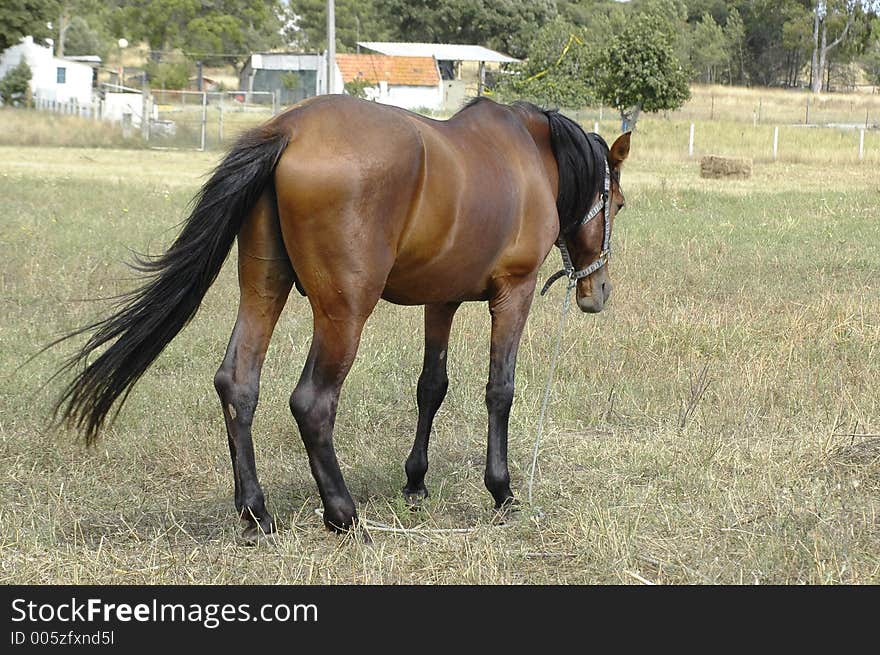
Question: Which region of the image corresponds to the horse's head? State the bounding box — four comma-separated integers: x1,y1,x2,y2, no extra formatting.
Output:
564,132,630,313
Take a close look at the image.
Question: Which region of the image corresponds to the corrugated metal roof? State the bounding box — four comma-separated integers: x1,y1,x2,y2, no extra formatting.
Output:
249,53,322,70
357,42,519,63
335,53,440,86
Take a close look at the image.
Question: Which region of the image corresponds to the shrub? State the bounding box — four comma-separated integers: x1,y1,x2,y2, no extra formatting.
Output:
0,60,33,107
145,60,192,90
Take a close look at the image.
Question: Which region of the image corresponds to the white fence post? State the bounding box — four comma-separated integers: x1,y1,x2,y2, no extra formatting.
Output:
593,121,599,134
773,126,779,161
859,129,865,161
688,123,695,157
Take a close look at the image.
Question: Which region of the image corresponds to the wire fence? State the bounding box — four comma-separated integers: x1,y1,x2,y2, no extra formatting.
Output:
27,83,880,162
565,85,880,131
668,85,880,128
31,87,278,151
149,90,276,150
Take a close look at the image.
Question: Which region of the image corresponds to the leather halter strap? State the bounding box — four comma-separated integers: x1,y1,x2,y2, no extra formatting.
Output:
540,159,612,296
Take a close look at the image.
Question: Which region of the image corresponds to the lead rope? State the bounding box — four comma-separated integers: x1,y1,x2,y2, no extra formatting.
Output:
527,273,575,506
530,162,611,505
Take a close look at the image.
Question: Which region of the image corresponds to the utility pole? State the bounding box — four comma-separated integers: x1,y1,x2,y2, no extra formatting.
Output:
327,0,336,94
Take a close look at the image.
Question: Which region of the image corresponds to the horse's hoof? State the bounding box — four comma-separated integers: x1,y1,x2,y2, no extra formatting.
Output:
323,515,372,545
402,486,429,510
240,523,277,546
492,497,521,525
322,511,358,535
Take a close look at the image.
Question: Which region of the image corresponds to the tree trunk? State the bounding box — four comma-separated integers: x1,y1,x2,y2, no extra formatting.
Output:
811,0,855,94
825,54,832,92
811,3,821,93
621,104,642,131
817,23,829,93
56,10,70,57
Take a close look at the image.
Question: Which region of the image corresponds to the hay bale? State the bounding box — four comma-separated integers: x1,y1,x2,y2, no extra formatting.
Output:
700,155,752,179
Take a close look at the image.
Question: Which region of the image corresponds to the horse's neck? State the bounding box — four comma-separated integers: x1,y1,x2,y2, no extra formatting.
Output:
510,105,560,201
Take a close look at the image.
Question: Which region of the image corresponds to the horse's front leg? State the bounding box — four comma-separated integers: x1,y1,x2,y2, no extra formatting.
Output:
403,302,460,504
484,279,536,511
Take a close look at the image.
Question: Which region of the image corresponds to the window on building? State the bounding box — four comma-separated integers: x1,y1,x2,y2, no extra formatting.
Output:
57,67,66,84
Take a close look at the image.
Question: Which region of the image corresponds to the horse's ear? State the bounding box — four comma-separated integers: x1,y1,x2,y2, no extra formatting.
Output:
609,131,631,170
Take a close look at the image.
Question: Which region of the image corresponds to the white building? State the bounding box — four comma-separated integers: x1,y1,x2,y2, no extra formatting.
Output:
334,53,442,110
0,36,94,104
357,42,519,109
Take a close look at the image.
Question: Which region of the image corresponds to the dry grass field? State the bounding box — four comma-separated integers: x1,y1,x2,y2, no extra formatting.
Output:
1,91,878,584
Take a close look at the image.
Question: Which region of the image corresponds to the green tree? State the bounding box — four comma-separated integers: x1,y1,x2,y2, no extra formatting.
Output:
343,77,371,99
810,0,859,93
724,8,747,84
64,15,107,57
52,0,104,56
494,19,596,107
690,12,727,82
288,0,391,52
371,0,556,59
123,0,284,72
0,0,54,50
683,0,729,25
592,13,691,129
557,0,614,27
630,0,691,63
731,0,799,86
860,17,880,84
0,59,32,106
780,2,813,86
144,57,191,89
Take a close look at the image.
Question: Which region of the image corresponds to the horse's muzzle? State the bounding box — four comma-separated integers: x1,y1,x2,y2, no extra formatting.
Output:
576,279,612,313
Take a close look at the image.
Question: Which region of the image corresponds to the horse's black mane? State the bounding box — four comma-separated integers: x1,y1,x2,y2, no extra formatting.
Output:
541,108,608,235
459,98,608,235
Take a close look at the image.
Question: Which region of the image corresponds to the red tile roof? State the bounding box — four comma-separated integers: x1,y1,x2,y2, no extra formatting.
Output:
335,54,439,87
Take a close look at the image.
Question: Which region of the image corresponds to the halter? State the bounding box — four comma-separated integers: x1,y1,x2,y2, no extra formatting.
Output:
540,158,612,296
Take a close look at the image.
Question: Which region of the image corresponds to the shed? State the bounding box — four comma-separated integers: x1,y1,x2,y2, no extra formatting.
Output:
239,52,324,105
334,53,442,110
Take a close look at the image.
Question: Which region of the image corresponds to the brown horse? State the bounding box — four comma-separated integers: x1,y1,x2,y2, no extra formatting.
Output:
53,95,630,539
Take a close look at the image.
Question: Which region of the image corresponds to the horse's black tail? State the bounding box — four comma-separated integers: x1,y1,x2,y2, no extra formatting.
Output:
51,124,290,444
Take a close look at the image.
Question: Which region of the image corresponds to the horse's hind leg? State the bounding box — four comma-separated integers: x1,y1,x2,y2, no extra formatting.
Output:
289,286,382,533
214,189,293,539
403,302,460,504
